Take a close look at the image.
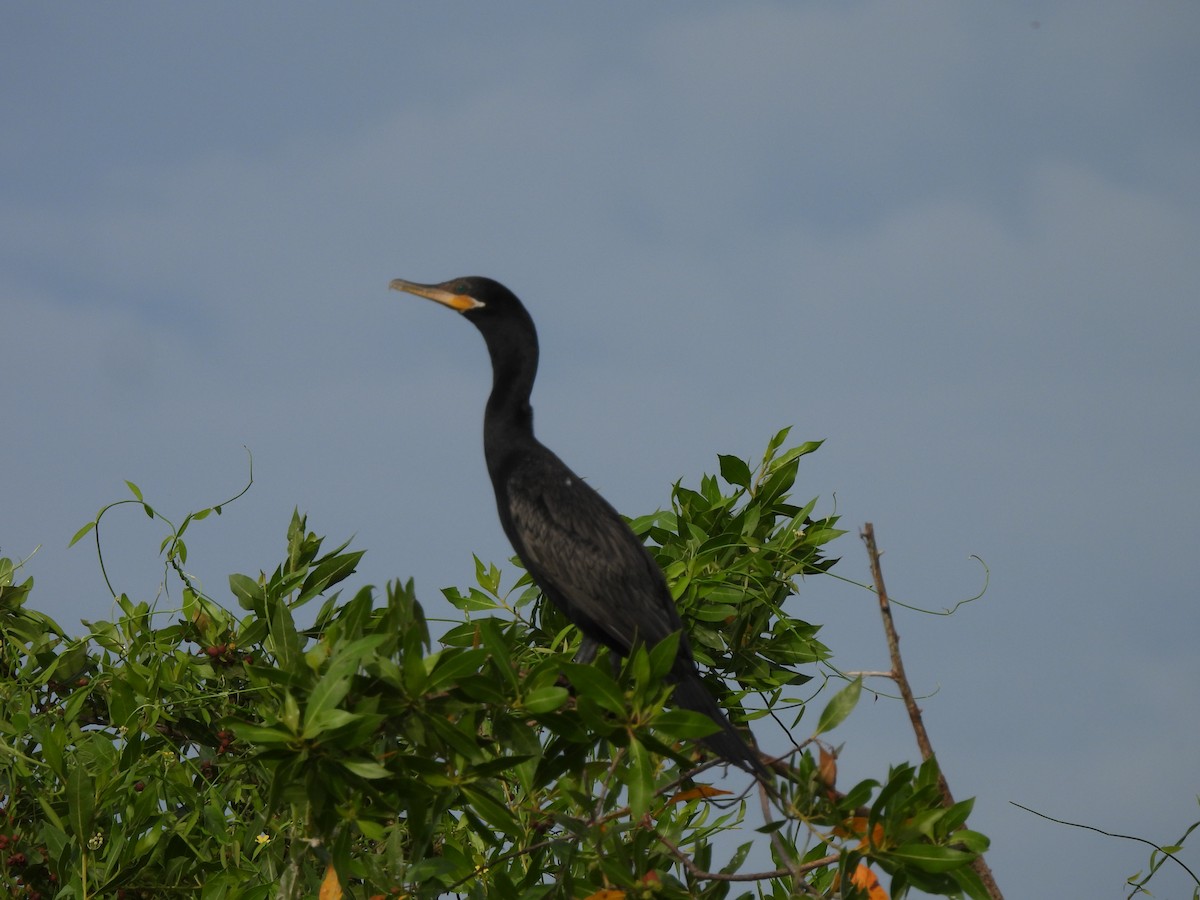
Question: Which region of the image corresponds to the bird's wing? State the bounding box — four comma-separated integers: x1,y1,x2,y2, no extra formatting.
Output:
504,451,684,656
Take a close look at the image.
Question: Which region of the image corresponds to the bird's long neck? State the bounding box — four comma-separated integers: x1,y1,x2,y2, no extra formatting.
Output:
481,320,539,471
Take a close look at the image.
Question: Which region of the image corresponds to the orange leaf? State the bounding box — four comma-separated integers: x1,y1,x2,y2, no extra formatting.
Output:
583,891,625,900
851,864,887,900
670,785,733,804
834,816,886,850
818,746,838,791
834,815,866,838
319,863,342,900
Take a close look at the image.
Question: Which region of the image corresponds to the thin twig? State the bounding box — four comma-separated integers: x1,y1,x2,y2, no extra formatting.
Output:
758,773,822,895
861,522,1005,900
1011,802,1199,887
657,833,837,887
840,670,895,680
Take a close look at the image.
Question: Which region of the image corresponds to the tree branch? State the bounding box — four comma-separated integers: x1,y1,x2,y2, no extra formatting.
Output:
860,522,1005,900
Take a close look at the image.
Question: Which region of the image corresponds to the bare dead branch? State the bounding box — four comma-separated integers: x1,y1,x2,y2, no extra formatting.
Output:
861,522,1006,900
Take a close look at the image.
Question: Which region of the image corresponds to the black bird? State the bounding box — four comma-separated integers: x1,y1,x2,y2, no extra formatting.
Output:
392,275,772,783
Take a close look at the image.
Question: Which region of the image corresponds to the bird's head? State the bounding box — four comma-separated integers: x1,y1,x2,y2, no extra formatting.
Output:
389,276,520,320
390,275,539,373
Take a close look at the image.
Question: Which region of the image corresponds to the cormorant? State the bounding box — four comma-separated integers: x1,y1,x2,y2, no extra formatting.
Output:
392,275,771,783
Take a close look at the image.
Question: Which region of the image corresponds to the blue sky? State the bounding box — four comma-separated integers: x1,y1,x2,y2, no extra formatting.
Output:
3,3,1199,895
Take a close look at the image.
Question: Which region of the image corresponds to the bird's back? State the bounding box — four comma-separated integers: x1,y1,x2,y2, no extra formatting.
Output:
493,440,687,659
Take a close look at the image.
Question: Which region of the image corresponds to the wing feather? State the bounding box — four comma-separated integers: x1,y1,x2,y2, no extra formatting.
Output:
503,449,682,655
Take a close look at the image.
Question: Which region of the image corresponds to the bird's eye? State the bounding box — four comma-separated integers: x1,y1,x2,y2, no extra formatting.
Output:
455,281,470,294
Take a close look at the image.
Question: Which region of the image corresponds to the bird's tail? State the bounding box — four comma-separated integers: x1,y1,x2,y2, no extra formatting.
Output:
670,670,775,786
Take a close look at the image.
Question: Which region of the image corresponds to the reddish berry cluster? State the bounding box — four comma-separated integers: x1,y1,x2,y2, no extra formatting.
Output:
198,643,251,666
0,824,53,898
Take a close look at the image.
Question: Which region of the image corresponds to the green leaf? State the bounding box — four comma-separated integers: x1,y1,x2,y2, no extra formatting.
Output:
461,786,521,837
443,586,502,612
281,691,301,733
68,521,96,547
427,714,486,761
952,829,991,853
425,648,490,692
229,573,265,611
297,549,365,605
476,618,518,692
522,686,569,714
305,634,388,732
690,602,738,623
627,737,655,819
125,480,143,502
401,618,430,695
302,708,361,739
764,426,792,459
647,631,681,682
562,663,626,716
814,676,861,736
340,759,390,780
940,797,976,833
227,721,297,746
718,454,753,488
949,862,992,900
357,819,385,841
652,708,720,740
775,440,823,468
39,821,70,870
886,843,977,873
473,555,502,594
267,597,302,673
66,764,95,843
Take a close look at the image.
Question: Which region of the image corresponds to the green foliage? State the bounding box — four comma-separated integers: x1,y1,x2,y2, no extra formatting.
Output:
0,434,990,898
1129,808,1200,898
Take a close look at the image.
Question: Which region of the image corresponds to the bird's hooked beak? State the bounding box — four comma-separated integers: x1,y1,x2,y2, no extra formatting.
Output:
389,278,483,313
